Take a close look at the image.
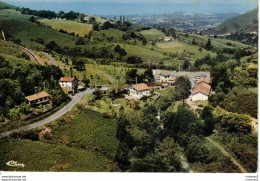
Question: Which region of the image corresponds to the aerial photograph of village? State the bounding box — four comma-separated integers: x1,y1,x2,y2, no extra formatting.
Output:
0,0,258,177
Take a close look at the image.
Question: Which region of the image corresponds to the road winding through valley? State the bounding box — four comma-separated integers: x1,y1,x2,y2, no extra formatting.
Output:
0,89,94,139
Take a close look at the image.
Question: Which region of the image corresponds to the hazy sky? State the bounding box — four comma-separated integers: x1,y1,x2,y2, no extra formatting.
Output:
5,0,259,3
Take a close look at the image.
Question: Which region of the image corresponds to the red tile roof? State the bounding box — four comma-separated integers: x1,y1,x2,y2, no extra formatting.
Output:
192,83,211,96
196,78,211,85
132,83,149,91
59,77,75,82
161,72,171,77
25,92,50,101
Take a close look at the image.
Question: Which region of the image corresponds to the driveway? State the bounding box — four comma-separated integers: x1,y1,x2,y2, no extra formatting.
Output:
0,89,94,139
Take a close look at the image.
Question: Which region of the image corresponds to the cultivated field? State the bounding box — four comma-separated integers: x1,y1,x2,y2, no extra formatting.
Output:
39,19,93,37
156,41,183,49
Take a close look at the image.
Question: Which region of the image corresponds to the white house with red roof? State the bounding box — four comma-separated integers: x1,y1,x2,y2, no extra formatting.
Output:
159,72,171,82
191,78,211,101
59,77,78,93
25,92,50,104
129,83,150,99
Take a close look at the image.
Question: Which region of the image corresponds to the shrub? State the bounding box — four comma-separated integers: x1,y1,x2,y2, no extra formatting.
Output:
214,109,252,134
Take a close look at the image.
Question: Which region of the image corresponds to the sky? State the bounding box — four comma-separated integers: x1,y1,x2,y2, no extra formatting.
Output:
4,0,258,15
4,0,259,3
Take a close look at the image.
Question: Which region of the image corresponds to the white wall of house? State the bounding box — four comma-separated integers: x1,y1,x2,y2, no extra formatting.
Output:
27,97,49,104
59,81,75,88
129,87,150,99
191,92,209,101
159,75,170,82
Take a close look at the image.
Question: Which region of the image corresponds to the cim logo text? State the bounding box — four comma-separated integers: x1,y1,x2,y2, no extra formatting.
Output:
6,160,25,168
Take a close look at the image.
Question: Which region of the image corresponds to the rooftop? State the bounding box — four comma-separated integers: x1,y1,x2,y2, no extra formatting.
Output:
196,78,211,85
25,92,50,101
132,83,149,91
59,77,75,82
192,83,211,96
168,76,178,81
161,72,171,77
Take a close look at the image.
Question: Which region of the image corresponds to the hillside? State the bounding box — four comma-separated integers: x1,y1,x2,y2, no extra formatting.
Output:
204,8,258,35
39,19,93,37
0,1,16,9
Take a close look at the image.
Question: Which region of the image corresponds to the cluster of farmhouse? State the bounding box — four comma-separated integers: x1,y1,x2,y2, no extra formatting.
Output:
128,71,211,101
24,70,211,106
25,77,78,105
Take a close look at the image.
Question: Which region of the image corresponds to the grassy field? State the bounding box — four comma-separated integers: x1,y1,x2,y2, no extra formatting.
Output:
139,29,166,41
117,43,170,63
39,19,93,37
62,67,111,86
156,41,183,49
179,32,250,50
0,9,77,49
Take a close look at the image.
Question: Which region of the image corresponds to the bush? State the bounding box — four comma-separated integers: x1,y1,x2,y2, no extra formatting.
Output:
220,87,257,118
75,38,85,45
214,109,252,134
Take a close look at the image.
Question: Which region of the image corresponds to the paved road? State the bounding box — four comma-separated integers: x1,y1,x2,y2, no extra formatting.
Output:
88,69,116,84
0,89,94,139
206,137,247,173
43,52,55,65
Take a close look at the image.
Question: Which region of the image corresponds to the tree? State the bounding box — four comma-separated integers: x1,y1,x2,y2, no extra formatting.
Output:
28,16,36,23
201,105,216,136
182,60,191,70
143,67,154,82
142,38,147,46
125,69,138,84
214,110,252,134
114,45,127,57
75,38,85,45
82,74,90,88
192,38,197,45
93,23,100,31
174,76,191,106
205,38,212,50
108,88,117,101
45,41,62,53
93,89,102,100
102,21,114,29
125,56,142,64
168,28,177,38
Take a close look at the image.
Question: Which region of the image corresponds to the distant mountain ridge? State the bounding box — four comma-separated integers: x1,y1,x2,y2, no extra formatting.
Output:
204,8,258,35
